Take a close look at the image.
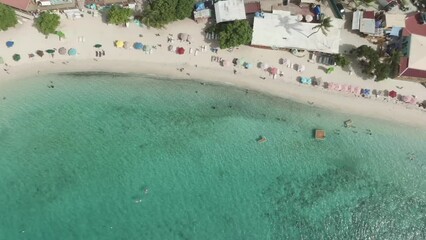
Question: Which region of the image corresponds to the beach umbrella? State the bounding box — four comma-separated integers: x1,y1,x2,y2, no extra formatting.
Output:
347,85,353,93
409,96,417,105
115,41,124,48
402,95,411,103
297,64,306,72
55,31,65,40
244,62,253,69
94,44,102,48
334,83,342,91
143,45,152,52
6,41,14,48
68,48,77,56
259,62,268,70
168,45,174,52
305,15,313,22
270,67,278,75
36,50,44,57
326,67,334,74
134,42,143,50
123,41,130,49
177,47,185,55
58,47,67,55
377,90,383,97
236,58,246,66
46,49,56,54
0,56,4,64
281,58,289,65
352,86,361,95
341,84,348,92
296,14,303,21
186,35,192,42
222,60,232,67
178,33,188,41
13,54,21,62
389,90,397,98
28,53,35,59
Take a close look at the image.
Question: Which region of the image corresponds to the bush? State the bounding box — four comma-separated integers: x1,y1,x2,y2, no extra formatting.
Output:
36,12,60,35
142,0,195,28
0,3,18,31
334,54,350,68
107,5,133,25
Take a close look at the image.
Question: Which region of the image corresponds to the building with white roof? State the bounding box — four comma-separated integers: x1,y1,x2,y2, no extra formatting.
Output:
399,34,426,79
214,0,246,23
251,11,343,54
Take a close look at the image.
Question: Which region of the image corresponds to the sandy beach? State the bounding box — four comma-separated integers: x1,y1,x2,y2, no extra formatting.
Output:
1,15,425,128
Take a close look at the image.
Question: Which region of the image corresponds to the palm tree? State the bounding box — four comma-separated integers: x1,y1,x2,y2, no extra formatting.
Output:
307,17,333,38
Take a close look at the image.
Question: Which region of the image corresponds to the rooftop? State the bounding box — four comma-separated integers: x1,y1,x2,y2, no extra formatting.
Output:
0,0,31,10
251,11,343,54
403,12,426,37
214,0,246,23
400,34,426,78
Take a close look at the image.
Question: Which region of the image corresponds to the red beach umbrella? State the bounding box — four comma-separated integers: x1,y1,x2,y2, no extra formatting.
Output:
270,67,278,75
177,47,185,55
389,90,397,98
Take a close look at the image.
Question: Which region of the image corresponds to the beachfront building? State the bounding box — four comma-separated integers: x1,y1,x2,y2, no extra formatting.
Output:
399,34,426,80
251,10,343,54
0,0,76,12
214,0,246,23
352,10,379,36
194,1,212,23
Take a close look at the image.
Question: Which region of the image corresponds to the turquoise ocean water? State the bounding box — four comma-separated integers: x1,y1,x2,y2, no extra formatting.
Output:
0,73,425,239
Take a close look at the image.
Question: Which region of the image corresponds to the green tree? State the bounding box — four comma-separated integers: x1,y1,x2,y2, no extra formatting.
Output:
107,5,133,25
36,12,60,35
334,54,350,68
374,63,390,81
0,3,18,31
387,50,402,78
142,0,194,28
307,17,333,38
218,20,252,49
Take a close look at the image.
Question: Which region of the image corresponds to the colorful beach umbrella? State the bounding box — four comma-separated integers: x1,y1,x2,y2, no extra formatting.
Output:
55,31,65,40
94,44,102,48
6,41,14,48
58,47,67,55
68,48,77,56
143,45,152,52
244,62,253,69
36,50,44,57
270,67,278,75
177,47,185,55
326,67,334,74
389,90,397,98
123,41,130,49
46,49,55,54
134,42,143,50
13,54,21,62
115,41,124,48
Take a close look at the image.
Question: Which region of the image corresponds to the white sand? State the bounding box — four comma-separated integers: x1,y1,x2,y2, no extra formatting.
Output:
1,16,425,128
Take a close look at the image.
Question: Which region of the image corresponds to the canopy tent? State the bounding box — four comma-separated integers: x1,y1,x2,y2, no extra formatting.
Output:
58,47,67,55
6,41,14,48
123,41,130,49
134,42,143,50
68,48,77,56
389,90,397,98
36,50,44,57
94,44,102,48
13,54,21,62
177,47,185,55
115,41,124,48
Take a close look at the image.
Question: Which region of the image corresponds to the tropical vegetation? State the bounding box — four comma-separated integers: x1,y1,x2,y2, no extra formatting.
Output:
142,0,195,28
216,20,253,49
107,5,133,25
0,3,18,31
351,45,393,81
334,54,351,69
308,17,333,38
36,12,60,35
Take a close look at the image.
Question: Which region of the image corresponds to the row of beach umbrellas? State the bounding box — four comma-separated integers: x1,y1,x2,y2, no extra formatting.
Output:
8,48,77,62
115,41,151,51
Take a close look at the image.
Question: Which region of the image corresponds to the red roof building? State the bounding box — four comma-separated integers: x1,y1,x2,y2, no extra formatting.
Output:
245,2,261,14
399,34,426,79
0,0,31,11
403,12,426,37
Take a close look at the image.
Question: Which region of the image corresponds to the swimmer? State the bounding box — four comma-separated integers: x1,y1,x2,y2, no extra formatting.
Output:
144,188,149,194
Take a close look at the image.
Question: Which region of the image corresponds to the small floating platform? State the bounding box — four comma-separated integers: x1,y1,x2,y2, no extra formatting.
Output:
257,136,267,143
315,129,326,140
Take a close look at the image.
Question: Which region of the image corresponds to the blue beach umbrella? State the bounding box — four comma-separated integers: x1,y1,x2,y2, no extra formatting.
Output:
6,41,14,48
244,62,253,69
68,48,77,56
133,42,143,50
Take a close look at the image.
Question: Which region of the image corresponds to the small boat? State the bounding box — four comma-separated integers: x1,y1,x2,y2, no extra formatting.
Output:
315,129,326,140
257,136,267,143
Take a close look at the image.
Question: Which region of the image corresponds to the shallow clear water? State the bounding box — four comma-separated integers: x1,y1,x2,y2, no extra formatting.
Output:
0,73,425,239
